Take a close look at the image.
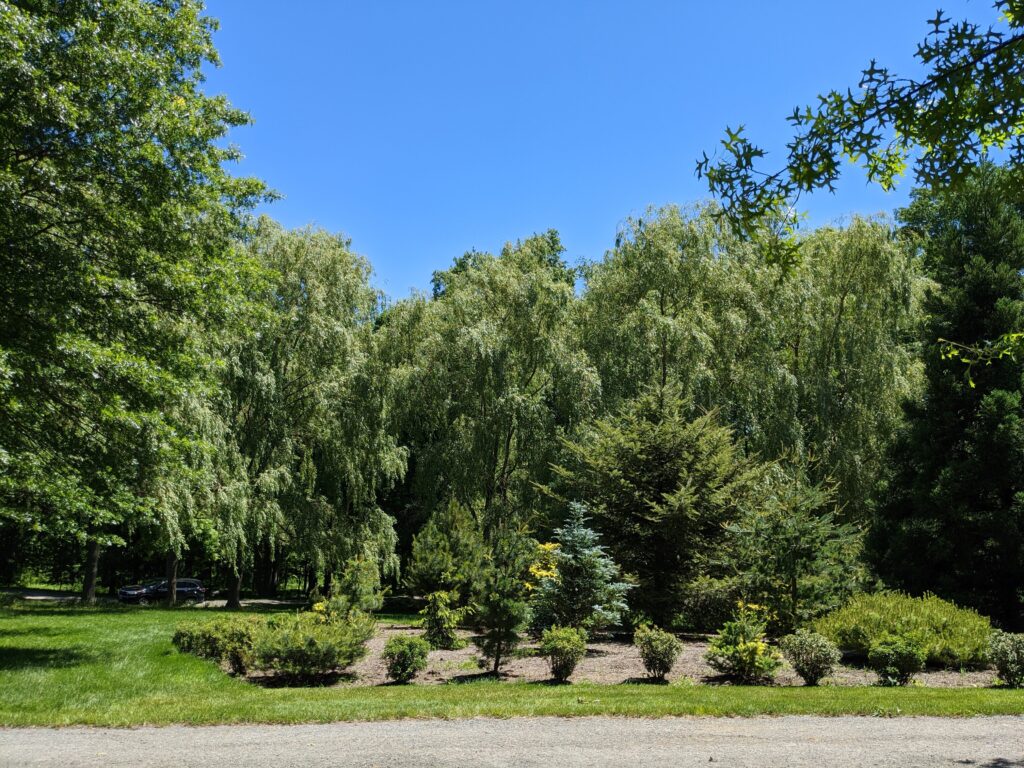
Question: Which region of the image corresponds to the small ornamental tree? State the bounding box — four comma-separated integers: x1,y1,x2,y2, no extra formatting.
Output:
531,502,631,634
405,499,488,604
473,525,534,675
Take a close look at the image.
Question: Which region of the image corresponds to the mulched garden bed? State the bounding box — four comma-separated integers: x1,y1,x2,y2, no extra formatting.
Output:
330,624,998,688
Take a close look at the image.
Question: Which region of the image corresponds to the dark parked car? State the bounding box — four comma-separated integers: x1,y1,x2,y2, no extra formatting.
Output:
118,578,206,605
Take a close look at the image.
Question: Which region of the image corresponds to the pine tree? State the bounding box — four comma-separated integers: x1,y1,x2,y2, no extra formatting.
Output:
870,165,1024,630
531,503,631,634
404,499,488,603
473,526,533,674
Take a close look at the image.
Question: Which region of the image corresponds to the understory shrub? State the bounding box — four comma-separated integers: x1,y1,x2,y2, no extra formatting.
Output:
867,634,926,686
254,611,374,681
813,592,991,668
382,635,431,683
672,576,740,633
539,626,587,683
172,616,264,675
705,603,782,684
421,590,466,650
989,631,1024,688
779,630,841,686
634,625,682,681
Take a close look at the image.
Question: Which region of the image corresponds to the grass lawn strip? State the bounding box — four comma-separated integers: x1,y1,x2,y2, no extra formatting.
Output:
2,604,1023,726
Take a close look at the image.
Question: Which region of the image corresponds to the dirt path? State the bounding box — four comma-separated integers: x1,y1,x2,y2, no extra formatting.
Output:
2,716,1022,767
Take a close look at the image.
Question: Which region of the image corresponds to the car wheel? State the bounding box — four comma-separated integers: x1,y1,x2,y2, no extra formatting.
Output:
138,597,149,607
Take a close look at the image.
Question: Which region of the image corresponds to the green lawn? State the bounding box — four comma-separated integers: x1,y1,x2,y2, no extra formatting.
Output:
2,602,1023,726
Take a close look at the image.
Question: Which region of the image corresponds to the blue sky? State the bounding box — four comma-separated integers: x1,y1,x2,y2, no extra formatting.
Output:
203,0,992,297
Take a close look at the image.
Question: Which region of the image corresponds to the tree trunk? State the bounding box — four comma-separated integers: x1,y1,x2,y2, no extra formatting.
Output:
322,568,333,596
166,551,179,607
226,569,243,610
81,538,100,604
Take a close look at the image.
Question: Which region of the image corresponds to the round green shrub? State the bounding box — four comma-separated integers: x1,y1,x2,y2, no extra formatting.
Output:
867,634,926,686
779,629,841,686
382,635,431,683
989,631,1024,688
813,592,990,668
539,626,587,683
704,604,782,684
634,625,682,681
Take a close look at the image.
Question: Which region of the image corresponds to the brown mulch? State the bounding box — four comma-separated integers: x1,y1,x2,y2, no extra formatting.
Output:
332,624,998,688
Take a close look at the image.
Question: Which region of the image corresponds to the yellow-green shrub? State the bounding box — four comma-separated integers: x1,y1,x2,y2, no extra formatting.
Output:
813,592,990,668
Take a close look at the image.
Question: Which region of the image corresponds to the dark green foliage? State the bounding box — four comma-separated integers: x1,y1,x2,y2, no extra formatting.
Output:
989,631,1024,688
704,604,783,684
538,626,587,683
673,576,740,633
421,590,467,650
404,500,488,602
172,617,264,675
634,625,682,681
473,526,534,675
725,468,864,634
550,389,763,624
530,503,630,634
381,635,431,683
254,611,374,681
870,166,1024,630
868,635,926,687
779,630,842,686
814,592,991,669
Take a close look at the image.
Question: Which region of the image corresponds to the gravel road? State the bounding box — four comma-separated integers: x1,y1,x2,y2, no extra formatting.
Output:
2,716,1023,767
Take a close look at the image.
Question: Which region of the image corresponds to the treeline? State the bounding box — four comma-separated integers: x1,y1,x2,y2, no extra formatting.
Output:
2,2,1022,629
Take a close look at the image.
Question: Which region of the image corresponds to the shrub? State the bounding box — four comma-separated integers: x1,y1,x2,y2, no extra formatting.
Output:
989,631,1024,688
539,626,587,683
813,592,991,668
779,630,841,686
172,616,263,675
529,503,631,635
705,603,782,684
421,590,467,650
634,625,682,681
867,634,926,686
311,557,385,622
254,611,374,681
673,576,740,633
382,635,431,683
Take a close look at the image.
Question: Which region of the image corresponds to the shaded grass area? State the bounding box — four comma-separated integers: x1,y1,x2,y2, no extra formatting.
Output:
2,603,1023,726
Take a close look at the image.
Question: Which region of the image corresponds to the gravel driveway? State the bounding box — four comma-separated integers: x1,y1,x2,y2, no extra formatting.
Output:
3,716,1023,767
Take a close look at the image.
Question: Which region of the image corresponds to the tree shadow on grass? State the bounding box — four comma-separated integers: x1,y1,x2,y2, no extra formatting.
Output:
956,760,1024,767
247,671,356,688
0,646,94,671
623,676,671,685
447,671,500,684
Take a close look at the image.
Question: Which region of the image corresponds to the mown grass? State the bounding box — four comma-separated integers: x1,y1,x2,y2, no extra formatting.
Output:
2,602,1023,726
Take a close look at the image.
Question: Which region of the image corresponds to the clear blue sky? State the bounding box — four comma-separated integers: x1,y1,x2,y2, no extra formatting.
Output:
203,0,991,297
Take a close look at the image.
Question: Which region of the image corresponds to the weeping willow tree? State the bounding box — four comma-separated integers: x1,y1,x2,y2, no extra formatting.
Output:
579,205,924,518
379,231,599,533
219,219,406,606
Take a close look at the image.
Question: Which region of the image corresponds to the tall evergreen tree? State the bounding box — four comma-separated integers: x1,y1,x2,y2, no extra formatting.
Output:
870,166,1024,630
